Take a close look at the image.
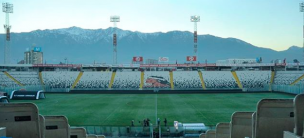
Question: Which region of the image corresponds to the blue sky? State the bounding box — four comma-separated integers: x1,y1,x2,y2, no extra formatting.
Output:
4,0,303,51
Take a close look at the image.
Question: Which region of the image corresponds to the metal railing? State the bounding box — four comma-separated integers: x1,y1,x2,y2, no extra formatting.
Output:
73,125,215,138
0,84,271,93
76,125,153,137
3,84,303,95
272,84,304,95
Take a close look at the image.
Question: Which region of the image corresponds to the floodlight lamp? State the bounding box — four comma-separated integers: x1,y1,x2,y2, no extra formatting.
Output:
190,15,200,22
301,3,304,12
2,3,13,13
110,16,120,22
2,3,6,12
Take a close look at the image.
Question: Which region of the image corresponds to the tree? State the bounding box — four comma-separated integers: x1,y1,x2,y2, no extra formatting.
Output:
293,59,299,63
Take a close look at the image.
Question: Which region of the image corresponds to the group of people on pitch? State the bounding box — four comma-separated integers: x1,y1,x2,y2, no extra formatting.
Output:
131,118,168,127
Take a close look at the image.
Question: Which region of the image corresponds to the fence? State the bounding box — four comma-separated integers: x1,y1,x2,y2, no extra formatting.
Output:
76,126,153,137
74,125,215,138
1,84,302,95
271,84,304,95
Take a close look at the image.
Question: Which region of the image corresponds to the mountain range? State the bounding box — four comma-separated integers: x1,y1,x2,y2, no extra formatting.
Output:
0,26,301,64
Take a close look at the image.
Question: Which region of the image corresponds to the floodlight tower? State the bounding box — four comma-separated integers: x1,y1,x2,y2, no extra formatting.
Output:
2,2,13,64
300,2,304,61
190,15,200,62
110,16,120,64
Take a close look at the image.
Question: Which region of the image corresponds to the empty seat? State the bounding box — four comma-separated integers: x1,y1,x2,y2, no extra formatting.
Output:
0,96,9,103
294,94,304,136
256,99,294,138
44,116,70,138
199,133,206,138
70,127,86,138
231,112,254,138
87,134,97,138
39,115,45,138
283,94,304,138
215,123,230,138
0,103,41,138
0,127,6,137
96,135,106,138
283,131,302,138
252,112,256,138
205,130,216,138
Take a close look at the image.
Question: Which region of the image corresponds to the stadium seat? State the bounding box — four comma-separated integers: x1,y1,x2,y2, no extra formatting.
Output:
215,123,230,138
96,135,106,138
294,94,304,136
0,127,6,137
0,96,9,103
70,127,87,138
283,94,304,138
230,112,254,138
252,112,256,138
87,134,98,138
0,103,41,138
205,130,216,138
39,115,45,138
199,133,206,138
283,131,302,138
256,99,294,138
44,116,70,138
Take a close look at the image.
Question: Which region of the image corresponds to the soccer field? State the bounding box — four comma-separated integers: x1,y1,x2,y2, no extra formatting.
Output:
11,92,295,126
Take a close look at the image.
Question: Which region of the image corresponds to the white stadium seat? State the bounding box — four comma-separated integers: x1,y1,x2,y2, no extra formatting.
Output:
0,127,6,137
230,112,254,138
70,127,87,138
215,122,230,138
256,99,294,138
44,116,70,138
205,129,216,138
0,103,41,138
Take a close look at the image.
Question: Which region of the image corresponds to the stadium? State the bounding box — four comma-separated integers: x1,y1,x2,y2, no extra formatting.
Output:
1,62,304,138
0,1,304,138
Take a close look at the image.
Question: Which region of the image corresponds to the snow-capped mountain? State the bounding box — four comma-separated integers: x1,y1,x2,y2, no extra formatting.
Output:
0,26,301,64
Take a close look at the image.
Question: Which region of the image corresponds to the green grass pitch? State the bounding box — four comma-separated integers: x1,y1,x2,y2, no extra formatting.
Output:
11,92,295,127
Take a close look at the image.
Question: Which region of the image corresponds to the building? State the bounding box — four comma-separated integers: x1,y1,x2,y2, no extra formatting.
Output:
145,59,158,64
216,58,257,64
17,60,25,64
24,47,43,64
